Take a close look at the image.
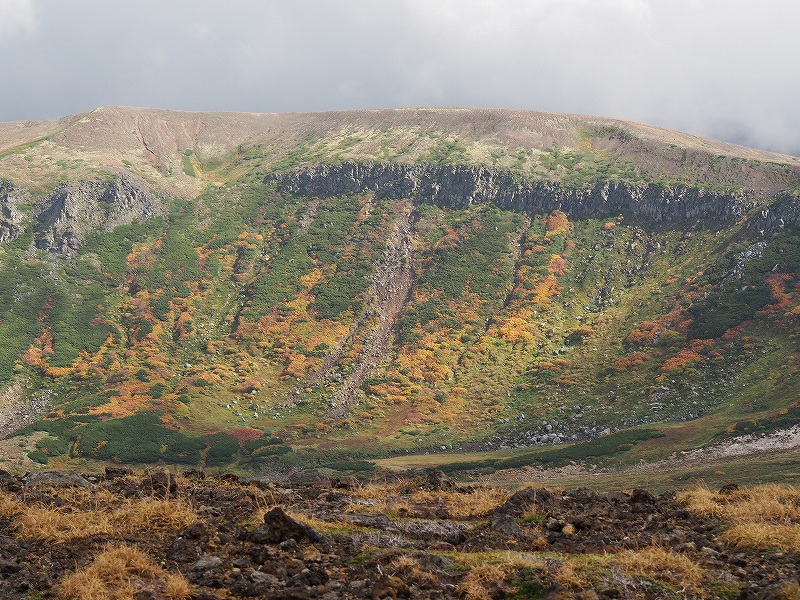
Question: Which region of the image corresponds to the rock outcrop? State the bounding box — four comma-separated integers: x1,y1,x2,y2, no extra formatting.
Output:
33,174,164,258
266,161,760,228
0,179,25,244
754,191,800,232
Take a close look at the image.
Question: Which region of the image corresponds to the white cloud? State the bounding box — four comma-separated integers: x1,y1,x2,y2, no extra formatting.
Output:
0,0,38,42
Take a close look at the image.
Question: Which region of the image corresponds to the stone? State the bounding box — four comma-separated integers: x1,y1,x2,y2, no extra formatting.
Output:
104,466,133,480
424,469,455,491
0,558,22,576
167,537,197,562
371,574,408,599
332,475,359,490
190,555,223,572
144,469,178,498
252,507,327,546
630,489,655,504
24,471,92,489
489,512,521,537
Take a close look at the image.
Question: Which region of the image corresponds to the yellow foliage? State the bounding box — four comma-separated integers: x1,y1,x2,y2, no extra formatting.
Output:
300,268,325,288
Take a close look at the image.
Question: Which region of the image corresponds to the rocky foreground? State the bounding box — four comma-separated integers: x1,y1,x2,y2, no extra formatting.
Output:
0,467,797,599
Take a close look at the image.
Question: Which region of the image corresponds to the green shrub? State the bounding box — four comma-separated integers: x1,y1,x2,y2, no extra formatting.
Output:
205,431,240,466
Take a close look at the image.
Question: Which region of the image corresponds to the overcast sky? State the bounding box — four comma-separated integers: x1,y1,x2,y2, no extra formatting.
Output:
1,0,798,155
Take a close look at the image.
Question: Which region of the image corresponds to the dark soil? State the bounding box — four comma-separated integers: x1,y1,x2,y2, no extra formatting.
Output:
0,468,795,599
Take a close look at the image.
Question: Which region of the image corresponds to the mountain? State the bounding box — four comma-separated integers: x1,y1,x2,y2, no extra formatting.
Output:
1,106,800,474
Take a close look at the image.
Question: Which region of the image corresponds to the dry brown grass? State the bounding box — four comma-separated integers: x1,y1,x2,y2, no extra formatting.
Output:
346,484,510,520
461,563,516,600
782,582,800,600
17,508,114,543
614,547,705,595
447,550,548,599
722,523,800,552
0,490,23,518
682,483,800,523
14,496,198,543
117,497,198,532
682,483,800,552
388,554,441,588
556,554,613,589
285,509,362,535
344,479,413,500
58,544,192,600
410,487,510,519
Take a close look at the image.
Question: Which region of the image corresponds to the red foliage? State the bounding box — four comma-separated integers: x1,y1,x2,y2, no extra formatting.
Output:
547,254,567,276
765,272,794,312
228,428,263,444
613,351,649,371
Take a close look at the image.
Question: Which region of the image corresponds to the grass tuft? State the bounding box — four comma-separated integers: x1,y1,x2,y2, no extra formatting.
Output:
682,483,800,552
14,496,197,543
614,546,705,594
59,544,193,600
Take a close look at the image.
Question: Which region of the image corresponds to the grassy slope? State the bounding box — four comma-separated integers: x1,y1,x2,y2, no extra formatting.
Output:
1,107,800,476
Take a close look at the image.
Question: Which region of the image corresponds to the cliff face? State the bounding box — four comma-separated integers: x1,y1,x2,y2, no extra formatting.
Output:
32,175,164,257
756,192,800,232
267,161,761,228
0,179,25,244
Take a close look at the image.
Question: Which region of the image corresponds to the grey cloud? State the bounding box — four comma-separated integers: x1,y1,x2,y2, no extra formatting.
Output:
0,0,797,155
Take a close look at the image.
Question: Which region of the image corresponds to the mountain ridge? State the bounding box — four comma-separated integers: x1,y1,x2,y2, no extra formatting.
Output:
1,106,800,477
2,106,798,197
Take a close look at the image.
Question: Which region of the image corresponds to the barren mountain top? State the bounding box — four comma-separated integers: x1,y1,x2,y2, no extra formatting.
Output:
1,106,798,196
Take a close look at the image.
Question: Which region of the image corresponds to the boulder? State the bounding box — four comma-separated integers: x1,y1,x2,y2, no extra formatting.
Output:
251,507,327,545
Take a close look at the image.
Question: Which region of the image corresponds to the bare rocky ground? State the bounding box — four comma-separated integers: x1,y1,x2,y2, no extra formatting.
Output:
0,467,797,599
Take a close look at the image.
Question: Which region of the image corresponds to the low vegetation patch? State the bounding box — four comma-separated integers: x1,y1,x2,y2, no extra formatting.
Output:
682,483,800,552
0,470,798,598
59,544,192,600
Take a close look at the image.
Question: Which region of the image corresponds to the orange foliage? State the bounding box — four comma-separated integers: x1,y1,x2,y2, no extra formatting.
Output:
126,241,159,272
540,359,570,371
547,254,567,276
497,313,536,345
613,351,649,371
396,348,454,384
24,327,54,371
532,275,561,306
626,308,693,346
765,273,794,312
234,378,261,393
544,210,569,236
433,228,461,251
627,321,661,346
660,341,714,373
299,268,324,288
661,350,702,372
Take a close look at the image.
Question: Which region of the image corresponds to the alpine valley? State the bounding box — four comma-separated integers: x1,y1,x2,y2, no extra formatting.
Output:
2,106,800,478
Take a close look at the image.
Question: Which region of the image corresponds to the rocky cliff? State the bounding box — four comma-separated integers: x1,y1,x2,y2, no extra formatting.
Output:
267,161,762,228
32,174,164,257
0,179,25,244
